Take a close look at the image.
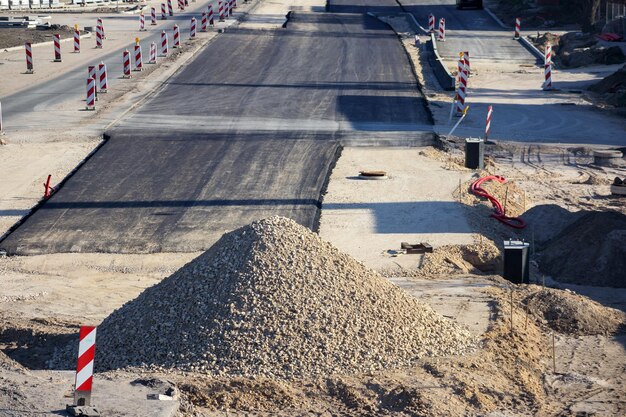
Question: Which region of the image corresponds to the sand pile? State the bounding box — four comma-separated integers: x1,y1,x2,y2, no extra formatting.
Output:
56,217,474,379
418,242,500,276
539,211,626,287
523,288,625,336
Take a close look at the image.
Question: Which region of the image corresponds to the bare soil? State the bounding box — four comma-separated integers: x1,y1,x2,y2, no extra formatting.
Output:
0,25,76,50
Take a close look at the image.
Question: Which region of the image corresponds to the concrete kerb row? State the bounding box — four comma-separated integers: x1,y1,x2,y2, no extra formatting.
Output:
428,33,455,91
0,30,92,53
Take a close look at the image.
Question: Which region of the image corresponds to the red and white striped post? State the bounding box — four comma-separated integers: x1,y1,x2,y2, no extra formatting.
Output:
543,44,552,90
88,65,98,100
73,326,97,406
201,11,207,32
97,62,108,93
190,17,197,39
167,0,173,16
178,0,184,11
160,30,169,56
95,22,103,48
438,18,445,41
122,49,131,78
53,33,62,62
149,42,157,64
151,7,157,25
428,13,435,33
219,1,224,21
514,17,520,39
228,0,233,16
43,174,52,198
485,105,493,139
25,42,34,73
173,25,181,47
463,51,470,77
457,54,464,83
456,58,468,115
208,4,214,25
134,38,143,71
73,24,80,53
86,78,96,110
139,13,146,31
161,3,167,19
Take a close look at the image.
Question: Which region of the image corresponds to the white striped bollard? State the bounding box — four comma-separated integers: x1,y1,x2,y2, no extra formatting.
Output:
543,44,552,90
178,0,183,10
96,23,103,48
139,13,146,31
151,7,157,25
428,13,435,33
234,0,237,9
25,42,34,73
123,49,131,78
53,33,62,62
161,3,167,19
88,65,98,100
149,42,157,64
201,11,207,32
485,105,493,139
97,62,108,93
190,17,197,39
168,0,173,16
463,51,470,77
228,0,233,16
74,24,80,53
208,4,214,25
514,17,520,39
160,30,169,56
457,54,464,83
86,78,96,110
173,25,180,47
97,18,105,39
219,1,224,21
438,18,445,41
456,61,468,115
73,326,97,405
134,39,143,71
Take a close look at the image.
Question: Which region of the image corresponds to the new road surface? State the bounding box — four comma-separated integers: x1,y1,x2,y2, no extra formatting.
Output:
1,10,433,254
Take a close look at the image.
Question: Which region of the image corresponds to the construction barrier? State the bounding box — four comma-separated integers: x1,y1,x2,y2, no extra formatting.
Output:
123,49,131,77
139,12,145,31
219,0,224,21
25,42,33,73
73,326,97,406
201,11,207,31
543,44,552,90
86,77,96,110
428,13,435,33
208,4,214,25
438,18,445,41
167,0,173,16
514,17,520,39
160,30,169,56
53,33,61,62
485,105,492,139
190,17,197,38
88,65,98,100
74,25,80,53
95,22,103,48
456,53,468,115
149,42,157,64
463,51,470,76
161,3,167,19
97,18,105,39
134,40,143,71
151,7,157,25
173,24,180,47
97,62,108,92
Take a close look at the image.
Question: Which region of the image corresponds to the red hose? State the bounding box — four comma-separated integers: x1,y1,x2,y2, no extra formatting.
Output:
470,175,526,229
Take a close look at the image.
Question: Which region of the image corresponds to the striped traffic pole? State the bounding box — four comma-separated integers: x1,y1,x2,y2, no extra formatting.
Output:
86,78,96,110
134,38,143,71
457,53,464,83
438,18,445,41
514,17,520,39
97,62,108,93
228,0,233,16
73,326,97,406
456,59,468,115
428,13,435,33
201,11,207,31
543,44,552,90
74,24,80,53
234,0,237,9
160,30,169,56
463,51,470,77
151,7,157,25
190,17,197,39
485,105,493,139
208,4,214,25
149,42,158,64
53,33,62,62
95,22,103,48
25,42,34,73
97,18,105,39
173,25,180,48
178,0,184,10
161,3,167,19
219,1,224,21
167,0,173,16
139,13,146,31
122,49,131,78
88,65,98,100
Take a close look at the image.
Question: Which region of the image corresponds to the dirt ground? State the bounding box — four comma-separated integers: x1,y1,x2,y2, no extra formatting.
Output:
0,25,77,50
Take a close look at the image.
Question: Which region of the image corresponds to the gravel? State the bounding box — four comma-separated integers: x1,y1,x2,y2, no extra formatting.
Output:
54,217,475,379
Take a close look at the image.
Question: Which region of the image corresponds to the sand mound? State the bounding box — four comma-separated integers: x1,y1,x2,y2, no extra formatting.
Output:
523,288,625,336
419,242,500,276
60,217,473,379
539,211,626,287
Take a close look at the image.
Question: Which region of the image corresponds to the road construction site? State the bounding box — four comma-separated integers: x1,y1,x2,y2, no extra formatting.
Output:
0,0,625,415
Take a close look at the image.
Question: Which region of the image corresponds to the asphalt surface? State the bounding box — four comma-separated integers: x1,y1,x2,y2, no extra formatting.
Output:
1,11,433,254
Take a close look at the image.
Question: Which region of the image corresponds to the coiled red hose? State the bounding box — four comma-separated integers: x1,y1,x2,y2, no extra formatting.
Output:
470,175,526,229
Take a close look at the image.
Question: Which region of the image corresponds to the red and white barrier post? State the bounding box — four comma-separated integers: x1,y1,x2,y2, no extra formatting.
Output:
201,11,207,32
139,12,146,31
149,41,157,64
73,24,80,53
160,30,169,56
95,22,103,48
428,13,435,33
485,105,493,139
208,4,214,25
167,0,173,16
151,7,157,25
228,0,233,16
190,17,197,39
25,42,34,73
122,49,131,78
438,18,445,42
134,38,143,71
173,24,181,47
98,18,105,39
178,0,184,11
73,326,97,406
97,62,108,93
514,17,520,39
219,0,224,21
88,65,98,100
161,3,167,19
457,54,464,83
543,44,552,90
456,55,468,116
43,174,52,198
86,77,96,111
463,51,470,77
53,33,62,62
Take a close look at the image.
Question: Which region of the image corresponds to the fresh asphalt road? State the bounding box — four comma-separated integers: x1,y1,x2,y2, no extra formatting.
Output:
1,11,433,254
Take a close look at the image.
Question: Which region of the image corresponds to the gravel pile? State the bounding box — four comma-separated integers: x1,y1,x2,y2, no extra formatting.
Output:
58,217,474,379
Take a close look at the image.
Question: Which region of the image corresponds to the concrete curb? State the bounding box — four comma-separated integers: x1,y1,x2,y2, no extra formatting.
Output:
519,35,549,67
429,33,455,91
0,30,92,53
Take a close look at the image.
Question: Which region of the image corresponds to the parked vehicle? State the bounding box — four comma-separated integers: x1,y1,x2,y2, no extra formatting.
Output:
456,0,483,9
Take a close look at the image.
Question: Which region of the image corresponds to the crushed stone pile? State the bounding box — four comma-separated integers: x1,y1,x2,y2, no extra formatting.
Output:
418,242,500,276
523,287,625,336
539,211,626,287
54,217,474,379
